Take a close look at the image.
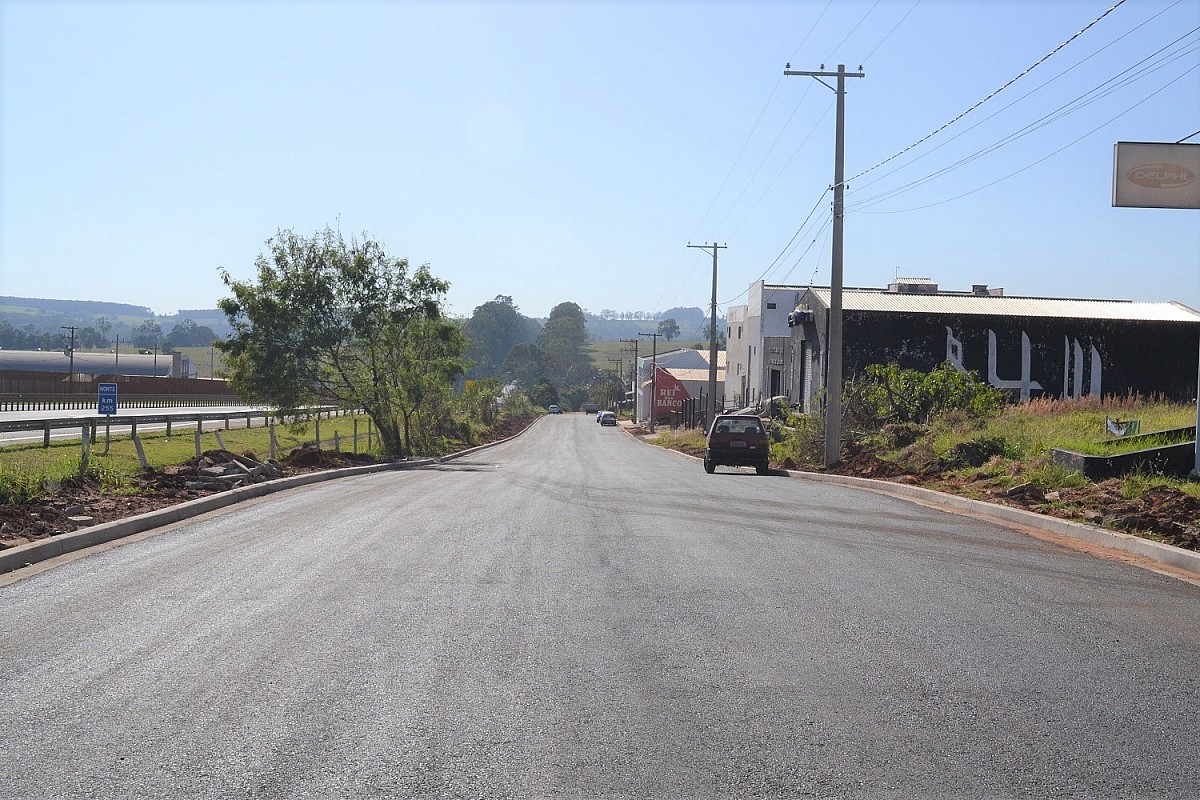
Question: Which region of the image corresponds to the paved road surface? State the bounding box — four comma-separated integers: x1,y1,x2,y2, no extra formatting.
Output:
2,414,1198,798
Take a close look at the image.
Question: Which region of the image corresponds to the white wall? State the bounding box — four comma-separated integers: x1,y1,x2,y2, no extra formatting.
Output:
724,282,804,408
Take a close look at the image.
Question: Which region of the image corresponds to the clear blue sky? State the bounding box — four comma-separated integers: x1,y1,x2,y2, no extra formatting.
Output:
3,0,1198,326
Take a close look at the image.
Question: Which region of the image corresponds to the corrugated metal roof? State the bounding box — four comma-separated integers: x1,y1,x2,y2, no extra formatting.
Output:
0,349,172,376
641,367,726,388
668,367,726,382
805,289,1200,322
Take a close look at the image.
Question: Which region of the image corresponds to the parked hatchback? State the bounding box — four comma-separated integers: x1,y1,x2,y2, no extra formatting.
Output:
704,414,769,475
599,411,617,426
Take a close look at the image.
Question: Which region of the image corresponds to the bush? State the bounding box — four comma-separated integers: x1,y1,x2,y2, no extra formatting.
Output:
844,362,1005,429
874,422,927,449
771,411,825,466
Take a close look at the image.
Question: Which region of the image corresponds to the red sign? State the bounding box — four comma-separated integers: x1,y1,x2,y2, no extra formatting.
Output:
654,366,690,416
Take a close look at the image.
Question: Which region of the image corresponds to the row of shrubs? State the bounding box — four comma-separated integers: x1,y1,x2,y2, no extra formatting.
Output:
768,362,1196,492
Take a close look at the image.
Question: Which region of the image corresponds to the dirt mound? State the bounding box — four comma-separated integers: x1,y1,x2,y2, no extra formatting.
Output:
281,447,377,469
824,446,908,479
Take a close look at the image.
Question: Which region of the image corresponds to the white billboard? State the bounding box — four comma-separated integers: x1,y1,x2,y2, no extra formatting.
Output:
1112,141,1200,209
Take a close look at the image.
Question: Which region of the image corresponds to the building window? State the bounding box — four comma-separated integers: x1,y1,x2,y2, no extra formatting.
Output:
767,302,777,309
738,326,742,338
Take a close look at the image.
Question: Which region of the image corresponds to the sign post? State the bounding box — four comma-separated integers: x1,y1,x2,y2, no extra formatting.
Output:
1113,139,1200,474
97,383,117,456
97,383,117,416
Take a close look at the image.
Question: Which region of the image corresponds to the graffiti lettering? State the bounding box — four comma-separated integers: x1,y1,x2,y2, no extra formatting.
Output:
987,330,1043,402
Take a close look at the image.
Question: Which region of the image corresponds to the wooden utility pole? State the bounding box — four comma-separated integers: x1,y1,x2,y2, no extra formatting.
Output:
638,331,661,432
620,338,639,420
60,325,77,389
689,242,727,429
784,63,865,467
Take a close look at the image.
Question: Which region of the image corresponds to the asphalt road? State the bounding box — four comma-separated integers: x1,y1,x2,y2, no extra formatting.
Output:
2,414,1198,798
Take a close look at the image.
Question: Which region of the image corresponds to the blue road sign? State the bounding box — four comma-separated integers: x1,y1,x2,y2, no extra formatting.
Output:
97,383,118,415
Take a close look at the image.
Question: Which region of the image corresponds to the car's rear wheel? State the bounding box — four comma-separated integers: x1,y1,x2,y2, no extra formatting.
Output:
755,464,769,476
704,457,715,474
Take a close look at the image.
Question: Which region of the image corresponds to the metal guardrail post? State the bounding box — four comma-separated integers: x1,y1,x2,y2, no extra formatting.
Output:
80,425,90,474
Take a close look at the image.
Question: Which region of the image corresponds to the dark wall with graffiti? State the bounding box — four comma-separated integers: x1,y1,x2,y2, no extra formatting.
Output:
799,310,1198,402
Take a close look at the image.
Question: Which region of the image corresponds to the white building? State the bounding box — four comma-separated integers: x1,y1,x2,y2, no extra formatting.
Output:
723,281,808,409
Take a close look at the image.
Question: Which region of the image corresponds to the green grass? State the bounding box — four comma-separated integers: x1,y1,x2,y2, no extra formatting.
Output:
926,398,1190,462
651,428,706,453
0,414,381,503
586,339,706,373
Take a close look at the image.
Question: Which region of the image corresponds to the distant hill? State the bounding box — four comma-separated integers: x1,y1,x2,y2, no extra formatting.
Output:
580,307,720,342
1,296,723,345
0,296,233,340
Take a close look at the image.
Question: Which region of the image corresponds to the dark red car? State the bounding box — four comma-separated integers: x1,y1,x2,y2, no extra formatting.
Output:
704,414,770,475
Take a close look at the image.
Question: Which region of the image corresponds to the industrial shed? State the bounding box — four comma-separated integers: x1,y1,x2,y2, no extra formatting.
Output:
784,281,1200,413
0,349,181,378
0,348,209,395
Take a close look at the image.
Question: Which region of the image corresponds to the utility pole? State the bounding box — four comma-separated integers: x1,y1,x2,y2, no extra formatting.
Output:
608,358,623,410
620,338,639,420
61,325,77,389
689,242,726,429
785,62,864,467
638,331,661,432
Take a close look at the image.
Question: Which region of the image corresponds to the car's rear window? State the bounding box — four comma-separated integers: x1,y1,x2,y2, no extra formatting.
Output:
713,418,763,435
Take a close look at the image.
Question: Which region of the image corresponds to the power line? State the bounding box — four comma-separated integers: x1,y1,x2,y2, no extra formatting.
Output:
847,33,1200,211
859,0,922,65
718,191,830,305
847,3,1190,198
852,64,1200,215
842,0,1130,188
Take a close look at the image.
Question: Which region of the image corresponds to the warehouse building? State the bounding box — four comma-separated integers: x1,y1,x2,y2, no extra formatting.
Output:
724,279,1200,412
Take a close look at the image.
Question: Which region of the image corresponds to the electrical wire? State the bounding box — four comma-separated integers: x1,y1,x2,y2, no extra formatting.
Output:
848,2,1188,197
717,193,830,305
854,65,1199,214
847,33,1200,211
841,0,1131,189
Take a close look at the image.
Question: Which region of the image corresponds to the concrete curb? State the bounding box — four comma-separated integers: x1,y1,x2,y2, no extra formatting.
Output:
0,417,541,576
623,426,1200,579
793,470,1200,578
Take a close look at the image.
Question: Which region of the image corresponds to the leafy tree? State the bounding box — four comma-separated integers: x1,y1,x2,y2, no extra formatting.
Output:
463,295,541,379
74,327,107,348
529,381,559,409
93,315,113,341
461,378,502,425
700,321,727,350
165,318,219,348
216,226,466,457
501,342,548,388
537,301,589,387
657,318,680,342
131,320,164,349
